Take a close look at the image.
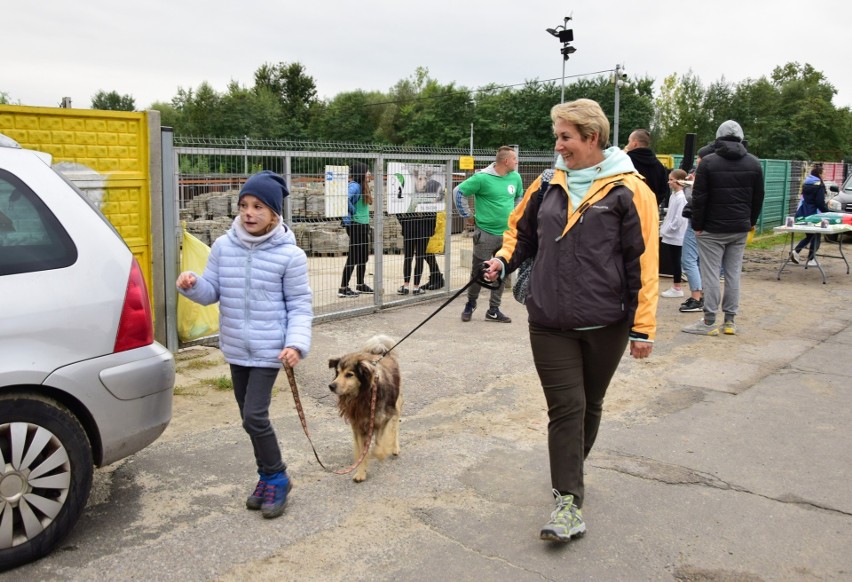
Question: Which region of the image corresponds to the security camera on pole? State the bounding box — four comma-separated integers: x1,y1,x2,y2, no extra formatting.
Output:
613,64,628,148
546,16,577,103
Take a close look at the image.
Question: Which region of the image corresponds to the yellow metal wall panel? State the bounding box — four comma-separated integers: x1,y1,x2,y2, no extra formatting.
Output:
656,154,675,170
0,105,154,309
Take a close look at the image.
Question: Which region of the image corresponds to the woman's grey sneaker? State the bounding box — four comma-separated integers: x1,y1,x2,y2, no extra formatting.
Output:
540,490,586,542
679,297,704,312
722,321,737,335
356,284,374,294
338,287,359,298
682,318,719,336
485,307,511,323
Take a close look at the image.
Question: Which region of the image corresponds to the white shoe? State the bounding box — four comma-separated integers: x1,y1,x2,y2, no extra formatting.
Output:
661,287,685,298
790,250,801,264
807,259,818,267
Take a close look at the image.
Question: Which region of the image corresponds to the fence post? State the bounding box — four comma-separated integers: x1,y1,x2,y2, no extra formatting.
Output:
373,156,385,301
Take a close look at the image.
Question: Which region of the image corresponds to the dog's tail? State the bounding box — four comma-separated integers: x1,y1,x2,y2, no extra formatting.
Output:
363,334,396,356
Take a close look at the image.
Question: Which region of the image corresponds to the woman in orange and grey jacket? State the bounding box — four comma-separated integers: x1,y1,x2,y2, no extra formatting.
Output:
483,99,659,544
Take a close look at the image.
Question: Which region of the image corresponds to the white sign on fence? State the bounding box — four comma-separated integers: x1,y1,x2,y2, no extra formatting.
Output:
324,165,350,218
385,162,446,215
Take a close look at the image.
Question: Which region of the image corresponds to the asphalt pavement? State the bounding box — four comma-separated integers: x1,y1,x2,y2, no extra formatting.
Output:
5,249,852,581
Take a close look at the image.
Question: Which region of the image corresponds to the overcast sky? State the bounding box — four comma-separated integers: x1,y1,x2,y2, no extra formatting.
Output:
3,0,849,117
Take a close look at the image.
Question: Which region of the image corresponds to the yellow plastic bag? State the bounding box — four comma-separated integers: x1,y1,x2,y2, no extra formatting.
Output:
177,225,220,342
426,211,446,254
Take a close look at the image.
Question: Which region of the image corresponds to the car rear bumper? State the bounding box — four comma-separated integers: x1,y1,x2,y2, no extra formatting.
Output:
43,342,175,465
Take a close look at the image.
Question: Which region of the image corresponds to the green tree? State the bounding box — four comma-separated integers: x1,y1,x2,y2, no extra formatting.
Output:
169,83,222,136
396,77,473,148
308,89,386,143
150,100,182,129
91,90,136,111
253,61,318,139
216,82,283,139
0,91,11,105
472,80,558,151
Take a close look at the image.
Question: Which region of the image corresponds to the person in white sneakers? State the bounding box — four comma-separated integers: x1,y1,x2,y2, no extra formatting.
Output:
660,169,689,299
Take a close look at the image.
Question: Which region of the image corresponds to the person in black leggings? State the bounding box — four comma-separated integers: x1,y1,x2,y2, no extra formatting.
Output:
339,162,373,297
396,165,445,294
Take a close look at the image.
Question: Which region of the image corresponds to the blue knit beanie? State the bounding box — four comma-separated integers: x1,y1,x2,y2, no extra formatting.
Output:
239,170,288,216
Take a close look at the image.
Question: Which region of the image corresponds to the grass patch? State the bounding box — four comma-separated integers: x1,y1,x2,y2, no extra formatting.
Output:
748,233,789,249
178,358,219,372
173,385,204,396
199,375,233,391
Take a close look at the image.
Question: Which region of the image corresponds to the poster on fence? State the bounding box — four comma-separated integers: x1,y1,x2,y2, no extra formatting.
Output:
386,162,446,215
324,165,349,218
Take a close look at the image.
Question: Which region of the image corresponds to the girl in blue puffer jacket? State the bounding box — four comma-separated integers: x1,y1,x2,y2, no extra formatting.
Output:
177,170,313,519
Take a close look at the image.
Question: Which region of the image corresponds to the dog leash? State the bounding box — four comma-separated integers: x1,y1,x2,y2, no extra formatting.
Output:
284,362,377,475
284,265,498,474
376,263,500,362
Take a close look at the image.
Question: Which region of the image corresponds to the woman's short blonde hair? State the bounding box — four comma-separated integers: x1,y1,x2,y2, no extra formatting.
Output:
551,98,610,149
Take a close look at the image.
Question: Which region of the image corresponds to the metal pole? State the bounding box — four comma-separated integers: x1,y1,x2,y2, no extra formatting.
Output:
561,56,566,103
614,80,620,148
469,123,474,155
613,64,621,148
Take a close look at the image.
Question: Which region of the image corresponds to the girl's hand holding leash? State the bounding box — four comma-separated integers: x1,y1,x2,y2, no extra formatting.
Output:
176,271,197,290
279,347,301,368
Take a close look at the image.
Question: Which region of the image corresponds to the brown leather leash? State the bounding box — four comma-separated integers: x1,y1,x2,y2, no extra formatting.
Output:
283,362,377,475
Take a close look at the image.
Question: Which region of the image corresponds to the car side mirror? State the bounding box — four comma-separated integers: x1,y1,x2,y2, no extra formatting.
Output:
829,185,839,193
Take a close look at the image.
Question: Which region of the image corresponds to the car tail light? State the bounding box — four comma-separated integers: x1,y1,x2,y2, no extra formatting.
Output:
114,258,154,352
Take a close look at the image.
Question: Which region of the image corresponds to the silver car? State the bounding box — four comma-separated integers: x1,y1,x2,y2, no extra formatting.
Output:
826,177,852,242
0,134,174,570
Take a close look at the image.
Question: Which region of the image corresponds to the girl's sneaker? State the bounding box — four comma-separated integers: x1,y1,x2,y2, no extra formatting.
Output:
338,287,359,298
661,287,684,298
397,285,410,295
356,284,374,294
261,472,292,519
412,287,425,295
246,473,268,510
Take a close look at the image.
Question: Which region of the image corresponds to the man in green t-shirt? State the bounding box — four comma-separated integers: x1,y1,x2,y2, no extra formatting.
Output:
454,146,524,322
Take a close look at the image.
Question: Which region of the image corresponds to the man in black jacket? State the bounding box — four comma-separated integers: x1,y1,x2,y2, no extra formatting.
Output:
682,120,764,337
625,129,669,206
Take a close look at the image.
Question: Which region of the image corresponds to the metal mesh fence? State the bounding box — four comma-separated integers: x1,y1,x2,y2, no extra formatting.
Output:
173,138,554,327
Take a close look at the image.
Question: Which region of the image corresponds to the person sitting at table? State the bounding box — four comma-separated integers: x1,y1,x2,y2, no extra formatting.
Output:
790,163,827,267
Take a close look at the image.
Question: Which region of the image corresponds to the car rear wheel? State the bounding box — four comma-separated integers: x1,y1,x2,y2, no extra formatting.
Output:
0,394,93,571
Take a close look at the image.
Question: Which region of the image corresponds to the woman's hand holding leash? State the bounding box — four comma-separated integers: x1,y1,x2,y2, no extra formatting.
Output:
482,258,503,282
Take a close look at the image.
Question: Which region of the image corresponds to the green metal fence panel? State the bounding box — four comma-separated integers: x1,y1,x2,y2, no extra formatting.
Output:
758,159,791,233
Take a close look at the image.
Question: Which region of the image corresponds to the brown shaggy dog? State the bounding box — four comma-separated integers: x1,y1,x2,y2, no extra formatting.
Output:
328,335,402,482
